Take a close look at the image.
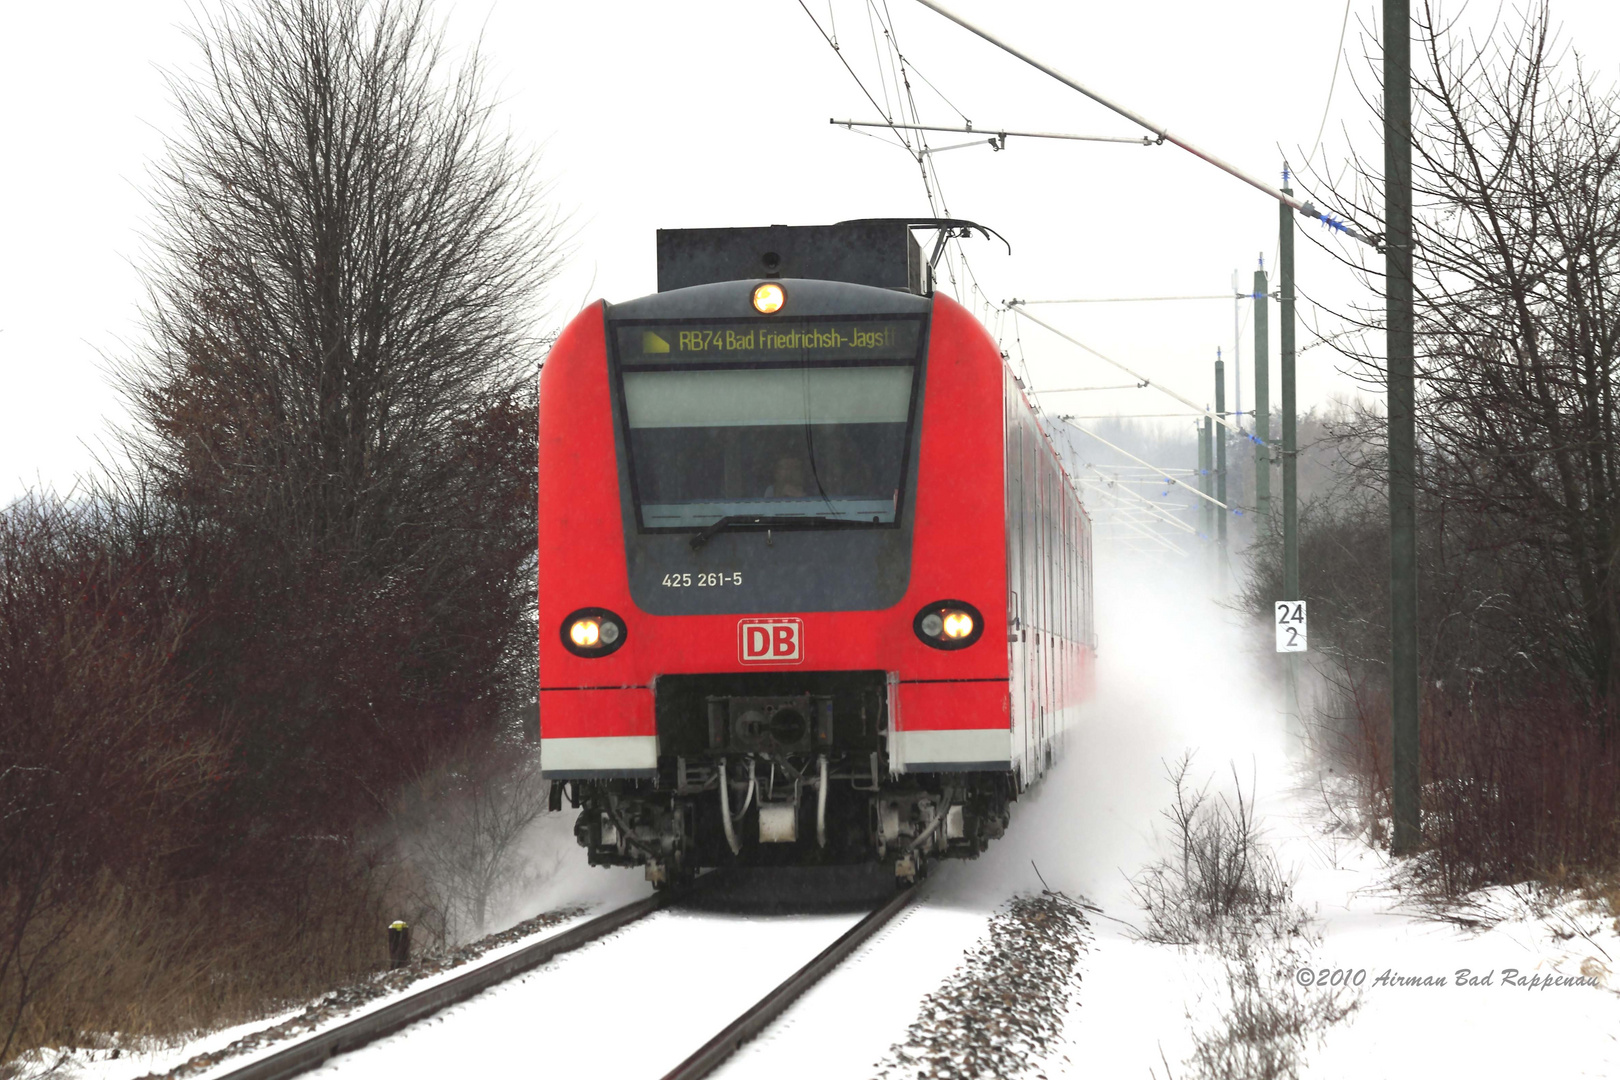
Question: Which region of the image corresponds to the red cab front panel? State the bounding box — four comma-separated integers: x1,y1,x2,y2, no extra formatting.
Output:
539,291,1015,776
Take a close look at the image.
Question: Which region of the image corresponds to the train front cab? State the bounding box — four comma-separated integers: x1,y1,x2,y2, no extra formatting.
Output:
538,277,1092,883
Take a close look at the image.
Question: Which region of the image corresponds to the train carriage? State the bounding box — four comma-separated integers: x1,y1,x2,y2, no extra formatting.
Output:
538,220,1094,885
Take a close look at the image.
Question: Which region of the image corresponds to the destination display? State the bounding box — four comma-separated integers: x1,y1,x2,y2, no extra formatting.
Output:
616,317,922,366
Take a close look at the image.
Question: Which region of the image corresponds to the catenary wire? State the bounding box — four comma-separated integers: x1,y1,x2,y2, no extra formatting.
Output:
1304,0,1355,171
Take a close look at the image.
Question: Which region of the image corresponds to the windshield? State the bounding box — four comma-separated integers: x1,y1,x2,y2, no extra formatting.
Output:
613,316,925,531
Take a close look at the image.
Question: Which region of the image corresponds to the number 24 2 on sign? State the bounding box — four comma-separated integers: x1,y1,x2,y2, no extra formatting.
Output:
1275,601,1307,653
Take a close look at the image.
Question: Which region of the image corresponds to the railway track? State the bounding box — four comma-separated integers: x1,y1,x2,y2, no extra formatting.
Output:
659,882,916,1080
214,892,668,1080
209,878,917,1080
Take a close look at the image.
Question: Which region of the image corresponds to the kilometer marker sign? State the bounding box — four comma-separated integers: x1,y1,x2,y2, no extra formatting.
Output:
1275,601,1307,653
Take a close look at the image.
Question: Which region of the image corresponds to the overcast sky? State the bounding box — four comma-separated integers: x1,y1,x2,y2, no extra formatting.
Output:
5,0,1619,503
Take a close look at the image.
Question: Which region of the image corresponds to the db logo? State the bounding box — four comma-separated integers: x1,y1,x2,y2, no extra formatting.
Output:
738,618,803,665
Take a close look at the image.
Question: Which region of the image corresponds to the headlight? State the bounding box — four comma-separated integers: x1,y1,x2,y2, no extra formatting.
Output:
752,282,785,314
913,600,984,650
560,608,627,657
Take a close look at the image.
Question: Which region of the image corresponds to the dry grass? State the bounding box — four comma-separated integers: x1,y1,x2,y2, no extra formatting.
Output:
5,865,388,1077
1584,875,1620,934
4,754,562,1077
1328,681,1620,898
1133,755,1359,1080
1129,754,1303,947
134,901,586,1080
1177,931,1358,1080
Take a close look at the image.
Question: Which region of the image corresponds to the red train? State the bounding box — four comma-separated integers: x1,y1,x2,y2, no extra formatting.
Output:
538,220,1095,885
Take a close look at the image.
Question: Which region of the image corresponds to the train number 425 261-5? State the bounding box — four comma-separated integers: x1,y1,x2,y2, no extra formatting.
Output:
662,571,742,588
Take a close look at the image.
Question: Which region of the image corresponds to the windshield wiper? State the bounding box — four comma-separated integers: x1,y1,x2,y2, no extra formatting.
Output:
689,514,878,551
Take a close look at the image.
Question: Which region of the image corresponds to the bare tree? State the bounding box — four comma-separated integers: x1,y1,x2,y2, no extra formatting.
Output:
1130,754,1298,947
127,0,558,534
1,1,561,1063
117,0,560,831
1242,3,1620,891
1297,0,1620,702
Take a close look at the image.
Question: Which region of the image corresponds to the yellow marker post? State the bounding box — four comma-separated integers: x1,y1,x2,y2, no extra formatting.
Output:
387,920,411,970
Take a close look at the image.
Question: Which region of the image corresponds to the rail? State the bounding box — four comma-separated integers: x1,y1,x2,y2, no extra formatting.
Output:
659,883,918,1080
207,876,916,1080
212,892,668,1080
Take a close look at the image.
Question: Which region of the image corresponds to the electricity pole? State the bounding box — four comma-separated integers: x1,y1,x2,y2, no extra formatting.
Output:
1229,286,1244,517
1253,261,1270,533
1215,353,1228,592
1199,416,1215,585
1386,0,1421,853
1280,180,1299,609
1198,417,1212,542
1281,171,1302,748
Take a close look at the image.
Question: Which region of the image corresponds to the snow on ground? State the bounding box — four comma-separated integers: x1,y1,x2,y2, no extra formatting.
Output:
726,550,1620,1078
1036,553,1620,1078
44,907,613,1080
50,548,1620,1080
305,906,865,1080
1290,828,1620,1077
40,817,649,1080
713,554,1286,1078
25,1007,310,1080
710,882,995,1080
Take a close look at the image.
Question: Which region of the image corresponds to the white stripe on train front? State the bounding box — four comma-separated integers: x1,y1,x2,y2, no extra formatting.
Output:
891,728,1012,773
540,735,658,776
